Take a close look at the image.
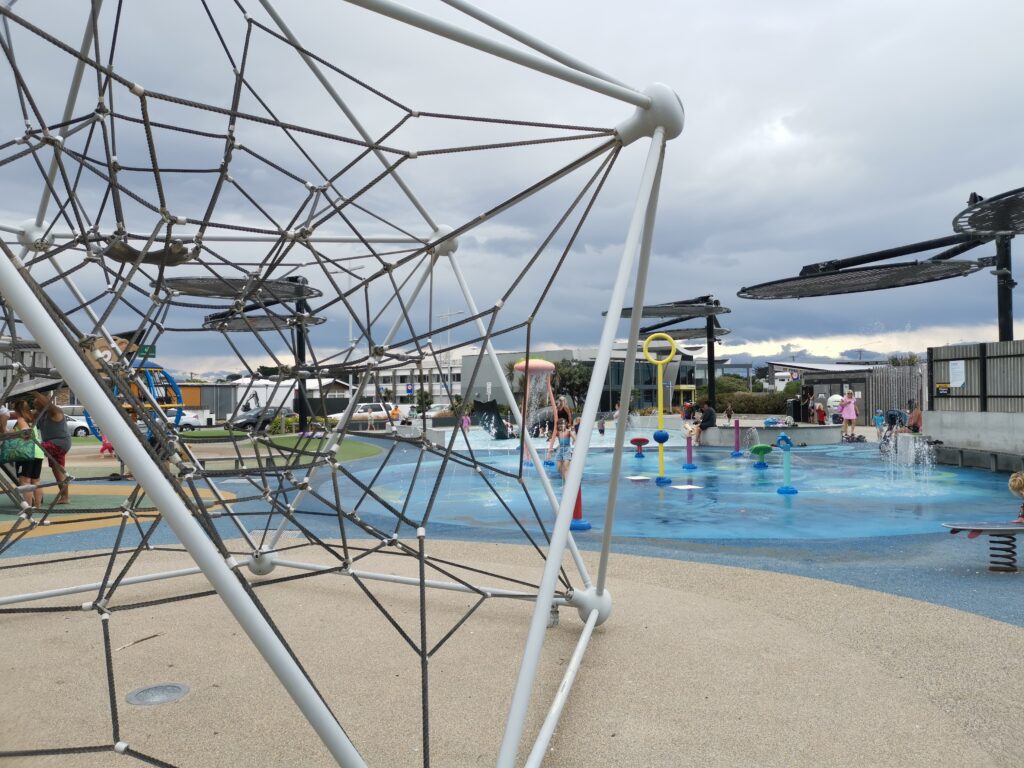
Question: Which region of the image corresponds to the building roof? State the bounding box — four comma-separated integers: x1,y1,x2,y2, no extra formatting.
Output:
768,361,884,373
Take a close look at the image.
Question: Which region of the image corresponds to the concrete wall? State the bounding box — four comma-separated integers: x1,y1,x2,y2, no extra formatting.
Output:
925,410,1024,455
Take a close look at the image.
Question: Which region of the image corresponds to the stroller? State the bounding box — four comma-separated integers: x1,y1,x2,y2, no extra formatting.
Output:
878,408,908,454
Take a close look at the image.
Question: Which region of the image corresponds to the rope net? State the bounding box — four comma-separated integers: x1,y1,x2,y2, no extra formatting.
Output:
0,3,630,765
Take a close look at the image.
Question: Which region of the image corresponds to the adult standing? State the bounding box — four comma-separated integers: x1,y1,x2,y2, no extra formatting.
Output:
839,390,858,439
902,400,923,434
34,391,71,504
12,400,45,507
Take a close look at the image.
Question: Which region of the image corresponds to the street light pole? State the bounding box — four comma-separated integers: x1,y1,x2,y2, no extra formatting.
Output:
436,308,464,406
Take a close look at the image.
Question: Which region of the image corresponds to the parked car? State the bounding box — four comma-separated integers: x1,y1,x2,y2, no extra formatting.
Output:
228,405,296,431
424,404,449,419
64,412,93,437
132,408,203,433
329,402,397,424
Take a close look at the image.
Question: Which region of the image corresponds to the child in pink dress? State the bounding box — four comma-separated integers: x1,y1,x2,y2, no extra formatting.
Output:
839,391,858,439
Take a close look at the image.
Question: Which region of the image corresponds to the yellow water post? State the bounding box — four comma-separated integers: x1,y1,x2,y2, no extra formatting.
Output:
643,332,676,485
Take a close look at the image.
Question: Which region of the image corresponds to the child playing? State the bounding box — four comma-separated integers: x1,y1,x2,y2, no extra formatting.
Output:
872,409,886,440
546,419,574,483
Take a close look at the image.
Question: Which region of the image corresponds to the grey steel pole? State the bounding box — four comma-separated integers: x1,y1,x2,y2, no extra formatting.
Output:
706,315,717,406
0,243,367,768
995,235,1014,342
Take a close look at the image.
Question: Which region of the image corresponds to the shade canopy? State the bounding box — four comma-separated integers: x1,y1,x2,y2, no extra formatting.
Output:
738,260,982,300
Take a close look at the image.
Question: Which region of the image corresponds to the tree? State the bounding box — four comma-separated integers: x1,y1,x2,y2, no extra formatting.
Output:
504,359,523,400
754,364,769,380
697,375,750,405
553,359,591,406
715,374,749,394
415,387,433,412
888,353,921,367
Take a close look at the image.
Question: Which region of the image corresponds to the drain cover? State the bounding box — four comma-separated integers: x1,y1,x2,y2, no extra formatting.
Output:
126,683,189,706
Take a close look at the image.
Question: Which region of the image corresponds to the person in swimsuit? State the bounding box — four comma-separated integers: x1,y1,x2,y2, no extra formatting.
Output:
546,419,574,483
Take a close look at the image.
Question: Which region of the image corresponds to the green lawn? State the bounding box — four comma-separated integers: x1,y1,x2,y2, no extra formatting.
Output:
269,435,381,461
72,429,382,462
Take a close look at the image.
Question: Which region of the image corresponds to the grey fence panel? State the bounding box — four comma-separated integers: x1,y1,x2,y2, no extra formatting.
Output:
929,341,1024,413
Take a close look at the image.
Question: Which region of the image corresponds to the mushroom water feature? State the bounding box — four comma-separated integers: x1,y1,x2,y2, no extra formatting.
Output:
514,357,590,531
750,443,773,469
513,357,557,440
642,333,677,485
630,436,650,458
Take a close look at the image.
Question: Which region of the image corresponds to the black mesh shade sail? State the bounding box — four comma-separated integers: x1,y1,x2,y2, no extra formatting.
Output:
738,260,981,299
616,299,729,319
661,326,730,340
158,277,323,301
202,315,327,332
953,186,1024,235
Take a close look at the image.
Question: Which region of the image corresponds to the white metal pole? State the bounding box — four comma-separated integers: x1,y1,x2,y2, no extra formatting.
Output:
275,559,571,603
0,563,210,607
260,0,438,231
496,129,666,768
523,609,599,768
31,0,102,227
596,147,664,596
439,0,633,90
0,225,425,244
266,253,439,547
436,307,463,405
445,252,593,589
340,0,651,108
0,243,368,768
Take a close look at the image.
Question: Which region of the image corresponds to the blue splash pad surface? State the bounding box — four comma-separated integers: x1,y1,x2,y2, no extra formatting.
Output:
4,442,1020,626
343,443,1012,541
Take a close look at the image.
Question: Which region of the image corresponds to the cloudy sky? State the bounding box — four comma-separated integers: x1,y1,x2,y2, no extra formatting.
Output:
2,0,1023,376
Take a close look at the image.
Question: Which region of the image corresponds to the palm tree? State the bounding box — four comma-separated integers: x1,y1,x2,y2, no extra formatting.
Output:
504,359,522,400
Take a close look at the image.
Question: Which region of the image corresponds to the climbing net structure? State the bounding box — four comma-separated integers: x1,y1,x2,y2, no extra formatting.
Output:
0,2,682,765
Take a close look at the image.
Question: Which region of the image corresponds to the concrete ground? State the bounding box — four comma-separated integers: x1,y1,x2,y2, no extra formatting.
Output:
4,427,1021,766
2,540,1022,767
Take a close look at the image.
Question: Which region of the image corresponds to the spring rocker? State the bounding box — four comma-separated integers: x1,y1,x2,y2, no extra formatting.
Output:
642,332,676,486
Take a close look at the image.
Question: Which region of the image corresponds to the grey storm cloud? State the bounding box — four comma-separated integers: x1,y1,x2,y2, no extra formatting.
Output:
1,0,1022,374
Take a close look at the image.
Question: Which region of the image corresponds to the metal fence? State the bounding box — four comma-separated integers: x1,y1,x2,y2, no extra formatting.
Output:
928,340,1024,413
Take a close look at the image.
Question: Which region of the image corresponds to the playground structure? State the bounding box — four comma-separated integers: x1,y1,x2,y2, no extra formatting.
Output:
641,333,676,485
0,2,684,766
83,359,186,439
